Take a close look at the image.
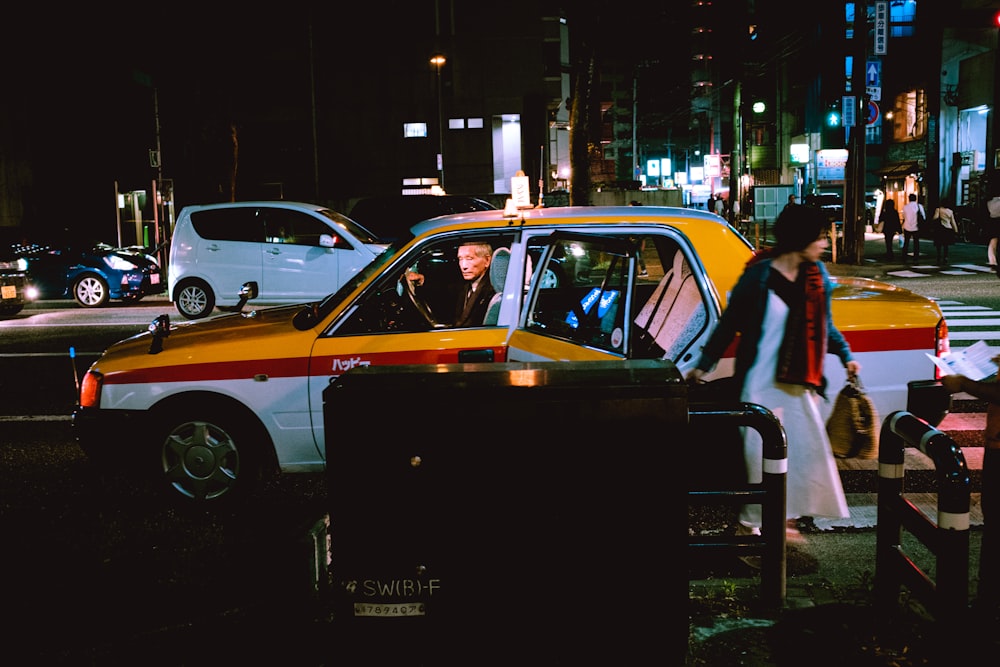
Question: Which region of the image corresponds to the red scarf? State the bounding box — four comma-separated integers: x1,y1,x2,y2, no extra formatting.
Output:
775,262,827,388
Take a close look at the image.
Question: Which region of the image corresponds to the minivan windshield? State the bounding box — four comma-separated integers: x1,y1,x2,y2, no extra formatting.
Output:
317,209,383,245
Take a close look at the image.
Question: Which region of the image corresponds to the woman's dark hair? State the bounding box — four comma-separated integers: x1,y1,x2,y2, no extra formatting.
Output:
773,203,828,253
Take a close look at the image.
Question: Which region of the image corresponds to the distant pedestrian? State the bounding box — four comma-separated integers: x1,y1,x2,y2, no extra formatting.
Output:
784,194,797,212
931,197,960,264
987,191,1000,272
880,199,902,260
901,193,924,262
714,195,726,217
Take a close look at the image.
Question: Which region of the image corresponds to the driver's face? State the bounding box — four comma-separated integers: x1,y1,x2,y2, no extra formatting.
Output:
457,245,490,282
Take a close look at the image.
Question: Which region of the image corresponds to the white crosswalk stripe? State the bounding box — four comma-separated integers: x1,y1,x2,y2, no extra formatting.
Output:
937,301,1000,352
884,263,996,278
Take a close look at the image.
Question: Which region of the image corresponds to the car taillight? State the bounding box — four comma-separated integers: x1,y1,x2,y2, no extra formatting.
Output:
79,371,103,408
934,318,951,380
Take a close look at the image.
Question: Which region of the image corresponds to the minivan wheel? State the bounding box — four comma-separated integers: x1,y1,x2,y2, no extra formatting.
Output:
73,274,110,307
175,279,215,319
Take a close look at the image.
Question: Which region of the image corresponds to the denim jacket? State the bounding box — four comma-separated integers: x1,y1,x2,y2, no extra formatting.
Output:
695,258,853,398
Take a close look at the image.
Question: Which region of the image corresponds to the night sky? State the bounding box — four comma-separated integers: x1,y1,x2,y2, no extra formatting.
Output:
1,4,694,243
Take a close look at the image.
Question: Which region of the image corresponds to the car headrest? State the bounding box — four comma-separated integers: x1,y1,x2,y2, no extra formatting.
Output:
490,247,511,293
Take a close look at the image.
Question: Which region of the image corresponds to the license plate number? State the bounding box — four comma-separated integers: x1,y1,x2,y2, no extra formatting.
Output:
353,602,426,617
1,285,16,299
150,273,160,285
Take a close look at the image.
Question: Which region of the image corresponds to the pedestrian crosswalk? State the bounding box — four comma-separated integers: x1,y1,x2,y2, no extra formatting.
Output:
883,262,997,278
938,301,1000,353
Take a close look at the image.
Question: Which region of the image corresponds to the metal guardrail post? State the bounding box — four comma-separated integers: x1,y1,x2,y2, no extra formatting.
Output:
874,410,971,621
980,447,999,609
688,402,787,608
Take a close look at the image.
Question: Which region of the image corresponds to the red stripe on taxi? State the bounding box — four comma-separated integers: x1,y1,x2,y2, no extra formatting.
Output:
717,326,936,360
100,347,509,385
840,327,937,353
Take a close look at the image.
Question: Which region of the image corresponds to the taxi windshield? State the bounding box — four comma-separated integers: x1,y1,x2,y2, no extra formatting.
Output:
310,235,410,319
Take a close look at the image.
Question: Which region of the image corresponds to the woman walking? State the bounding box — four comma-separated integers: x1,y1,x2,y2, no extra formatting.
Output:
686,204,861,544
932,197,960,264
880,199,902,260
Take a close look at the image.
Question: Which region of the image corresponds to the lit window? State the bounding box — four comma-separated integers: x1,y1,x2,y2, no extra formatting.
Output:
404,123,427,138
449,118,465,130
890,0,916,37
467,117,484,129
891,89,926,141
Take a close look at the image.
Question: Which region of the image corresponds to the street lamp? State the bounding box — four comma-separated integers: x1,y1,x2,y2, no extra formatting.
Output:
430,54,446,191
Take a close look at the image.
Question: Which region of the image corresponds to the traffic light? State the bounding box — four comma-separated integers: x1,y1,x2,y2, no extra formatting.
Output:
827,109,841,127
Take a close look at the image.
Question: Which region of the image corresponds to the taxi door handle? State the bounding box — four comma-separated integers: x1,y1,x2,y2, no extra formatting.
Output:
458,349,495,363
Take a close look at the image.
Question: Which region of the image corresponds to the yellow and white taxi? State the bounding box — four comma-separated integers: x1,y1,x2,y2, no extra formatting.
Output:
73,205,949,507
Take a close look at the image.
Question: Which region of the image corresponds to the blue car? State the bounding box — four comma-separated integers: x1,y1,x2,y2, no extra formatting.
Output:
16,242,165,308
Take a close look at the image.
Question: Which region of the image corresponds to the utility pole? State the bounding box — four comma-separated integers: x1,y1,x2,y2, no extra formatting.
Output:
152,87,165,266
843,4,869,265
729,80,742,226
632,72,638,182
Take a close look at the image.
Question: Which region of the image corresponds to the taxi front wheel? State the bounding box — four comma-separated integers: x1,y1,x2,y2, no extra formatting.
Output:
152,401,268,507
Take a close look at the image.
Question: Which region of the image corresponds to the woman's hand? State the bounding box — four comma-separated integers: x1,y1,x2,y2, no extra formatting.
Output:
846,360,861,378
686,368,706,385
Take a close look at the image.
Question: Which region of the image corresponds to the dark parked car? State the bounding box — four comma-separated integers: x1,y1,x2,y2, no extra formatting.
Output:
348,194,497,241
0,249,34,316
804,192,874,227
16,242,165,307
803,192,844,225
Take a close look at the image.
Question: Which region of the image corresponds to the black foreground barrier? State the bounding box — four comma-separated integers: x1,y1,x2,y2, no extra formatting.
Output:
686,402,787,608
324,360,689,664
875,410,971,624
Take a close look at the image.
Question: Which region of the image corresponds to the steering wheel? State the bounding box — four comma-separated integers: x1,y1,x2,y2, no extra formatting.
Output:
400,273,440,327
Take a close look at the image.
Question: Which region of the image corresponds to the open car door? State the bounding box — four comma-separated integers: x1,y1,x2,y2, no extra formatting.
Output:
507,232,636,362
508,229,716,373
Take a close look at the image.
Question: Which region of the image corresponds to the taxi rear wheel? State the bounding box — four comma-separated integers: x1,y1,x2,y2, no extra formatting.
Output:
151,399,271,508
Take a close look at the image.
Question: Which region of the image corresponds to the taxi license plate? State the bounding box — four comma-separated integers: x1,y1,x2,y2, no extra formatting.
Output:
150,273,160,285
353,602,426,617
1,285,16,299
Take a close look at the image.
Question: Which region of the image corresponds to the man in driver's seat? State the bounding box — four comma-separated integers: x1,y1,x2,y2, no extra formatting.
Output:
407,242,494,327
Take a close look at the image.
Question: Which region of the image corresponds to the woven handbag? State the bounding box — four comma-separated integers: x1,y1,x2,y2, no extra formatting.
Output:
826,375,879,459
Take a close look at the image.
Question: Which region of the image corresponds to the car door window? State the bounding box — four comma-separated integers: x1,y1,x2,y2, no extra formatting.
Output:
524,231,709,361
263,208,350,249
190,208,262,242
335,232,517,335
525,235,631,353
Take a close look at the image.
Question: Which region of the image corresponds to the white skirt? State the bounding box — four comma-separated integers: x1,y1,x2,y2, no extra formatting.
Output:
739,290,849,527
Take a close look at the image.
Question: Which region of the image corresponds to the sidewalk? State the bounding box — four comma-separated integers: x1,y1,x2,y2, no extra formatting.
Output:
745,225,995,280
687,386,990,664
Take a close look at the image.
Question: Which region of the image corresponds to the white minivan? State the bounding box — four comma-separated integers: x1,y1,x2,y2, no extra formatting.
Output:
168,201,388,319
